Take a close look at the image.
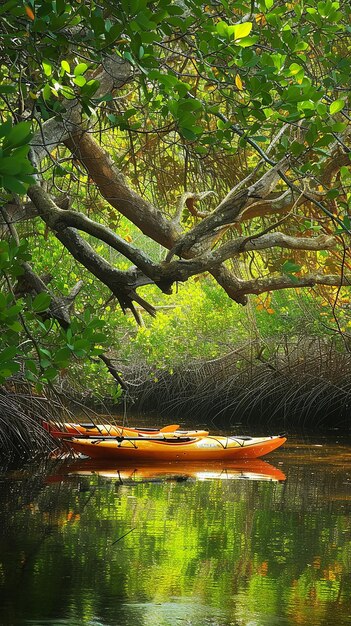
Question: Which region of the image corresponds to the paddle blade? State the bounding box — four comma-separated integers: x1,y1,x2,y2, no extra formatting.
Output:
159,424,181,433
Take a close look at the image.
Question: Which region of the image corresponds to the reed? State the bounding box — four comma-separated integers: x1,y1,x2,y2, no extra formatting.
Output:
125,338,351,431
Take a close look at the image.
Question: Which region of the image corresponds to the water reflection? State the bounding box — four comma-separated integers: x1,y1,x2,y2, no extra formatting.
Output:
0,438,350,626
48,457,287,484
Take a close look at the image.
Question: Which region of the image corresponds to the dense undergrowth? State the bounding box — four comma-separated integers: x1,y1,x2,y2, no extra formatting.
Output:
126,337,351,432
2,263,351,460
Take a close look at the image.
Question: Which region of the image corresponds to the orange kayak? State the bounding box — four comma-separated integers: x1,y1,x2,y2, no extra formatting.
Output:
66,434,287,461
42,420,209,439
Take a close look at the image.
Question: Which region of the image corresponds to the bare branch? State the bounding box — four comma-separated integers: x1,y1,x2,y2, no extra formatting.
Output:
64,132,180,249
166,158,290,260
235,273,351,297
217,232,336,258
26,184,157,322
171,190,215,225
160,233,336,281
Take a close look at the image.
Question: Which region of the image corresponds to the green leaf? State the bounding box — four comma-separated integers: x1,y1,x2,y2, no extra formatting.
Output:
91,332,107,344
0,362,20,378
0,119,12,138
123,51,135,64
294,41,309,52
31,292,51,312
331,122,347,132
0,0,18,16
60,85,75,100
42,84,52,102
24,370,38,383
282,260,301,274
0,346,17,362
72,338,90,350
1,176,27,194
8,321,22,332
26,360,38,374
0,85,16,94
73,75,86,87
42,61,52,77
316,102,327,116
0,157,23,175
329,99,345,115
40,358,52,369
289,63,303,76
235,36,258,48
3,121,32,149
74,63,89,76
81,79,100,98
42,367,58,381
54,347,71,366
61,59,71,73
215,21,228,37
179,127,197,141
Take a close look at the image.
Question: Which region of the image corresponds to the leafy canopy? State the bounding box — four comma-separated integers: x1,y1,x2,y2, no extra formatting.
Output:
0,0,351,392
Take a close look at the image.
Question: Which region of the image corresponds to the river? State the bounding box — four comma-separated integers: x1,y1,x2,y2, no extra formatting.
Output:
0,432,350,626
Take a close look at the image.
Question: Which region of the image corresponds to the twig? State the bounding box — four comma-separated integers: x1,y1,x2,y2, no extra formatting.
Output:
111,527,136,546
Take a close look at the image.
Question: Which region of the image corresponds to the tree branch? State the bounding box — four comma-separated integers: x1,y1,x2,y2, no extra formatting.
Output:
234,273,351,298
165,158,289,261
27,184,157,322
158,233,336,282
64,132,180,249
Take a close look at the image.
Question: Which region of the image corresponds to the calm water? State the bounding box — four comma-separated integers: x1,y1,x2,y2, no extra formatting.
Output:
0,434,351,626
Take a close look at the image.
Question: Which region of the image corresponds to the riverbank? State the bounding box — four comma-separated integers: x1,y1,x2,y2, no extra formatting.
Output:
1,337,351,461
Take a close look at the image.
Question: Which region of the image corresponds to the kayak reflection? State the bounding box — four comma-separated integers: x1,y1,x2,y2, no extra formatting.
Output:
49,457,286,483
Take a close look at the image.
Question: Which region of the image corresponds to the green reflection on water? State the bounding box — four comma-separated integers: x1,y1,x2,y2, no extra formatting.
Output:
0,443,351,626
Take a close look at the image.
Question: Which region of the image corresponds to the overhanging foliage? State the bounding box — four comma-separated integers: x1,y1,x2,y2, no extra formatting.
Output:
0,0,351,390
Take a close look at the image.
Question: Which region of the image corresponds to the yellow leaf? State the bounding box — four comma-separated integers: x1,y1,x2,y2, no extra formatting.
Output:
125,235,132,242
233,22,252,40
255,13,267,26
235,74,243,90
25,5,35,20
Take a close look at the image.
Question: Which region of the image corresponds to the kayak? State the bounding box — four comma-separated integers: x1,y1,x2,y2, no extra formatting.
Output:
47,458,286,483
65,434,287,461
42,420,209,439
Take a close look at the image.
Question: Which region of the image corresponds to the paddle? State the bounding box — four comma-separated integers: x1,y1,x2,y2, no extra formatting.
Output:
159,424,181,433
73,422,181,434
70,434,197,442
117,424,181,438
